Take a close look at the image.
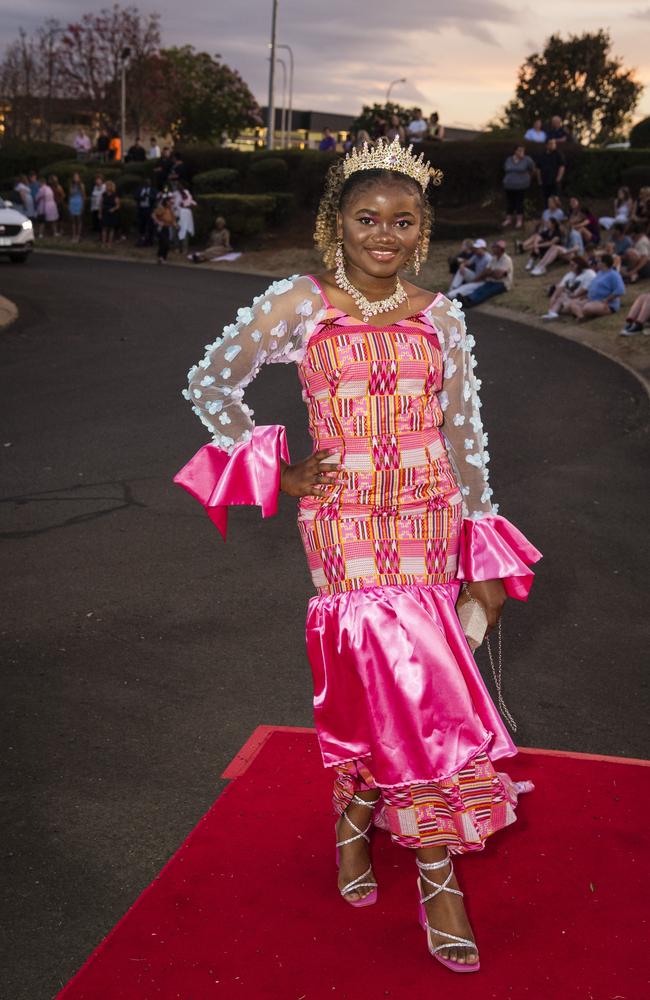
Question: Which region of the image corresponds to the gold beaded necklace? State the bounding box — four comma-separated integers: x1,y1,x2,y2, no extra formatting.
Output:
334,243,407,323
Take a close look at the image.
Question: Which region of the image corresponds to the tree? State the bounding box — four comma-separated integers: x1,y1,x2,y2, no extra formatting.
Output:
57,3,161,128
157,46,260,143
502,31,643,145
0,21,71,141
351,102,421,137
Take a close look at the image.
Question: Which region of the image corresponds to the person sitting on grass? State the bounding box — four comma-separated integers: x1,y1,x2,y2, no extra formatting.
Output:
519,217,562,269
620,291,650,336
447,238,474,276
567,198,599,248
541,256,596,320
531,220,584,276
447,238,492,297
189,216,233,263
599,187,634,231
564,254,625,322
460,240,514,307
632,187,650,223
541,194,565,225
515,219,562,271
620,224,650,284
602,222,633,265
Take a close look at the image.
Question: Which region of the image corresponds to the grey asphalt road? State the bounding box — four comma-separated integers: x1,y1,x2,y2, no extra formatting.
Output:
1,252,648,999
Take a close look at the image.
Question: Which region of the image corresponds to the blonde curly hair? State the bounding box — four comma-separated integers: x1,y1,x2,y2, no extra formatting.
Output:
314,160,435,269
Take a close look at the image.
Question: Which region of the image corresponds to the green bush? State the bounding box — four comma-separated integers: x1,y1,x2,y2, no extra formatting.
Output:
115,173,146,196
174,143,250,178
37,161,121,189
620,163,650,193
0,140,74,181
629,117,650,150
194,192,295,241
248,156,289,192
114,196,136,234
193,168,241,193
119,160,155,176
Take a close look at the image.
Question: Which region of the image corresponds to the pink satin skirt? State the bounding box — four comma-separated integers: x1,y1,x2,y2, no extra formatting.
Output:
306,581,517,789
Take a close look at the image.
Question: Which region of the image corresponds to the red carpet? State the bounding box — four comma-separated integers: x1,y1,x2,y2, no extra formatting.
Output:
59,727,649,999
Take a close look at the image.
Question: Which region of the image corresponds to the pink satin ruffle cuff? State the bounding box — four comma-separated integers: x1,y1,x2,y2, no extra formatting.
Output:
173,424,290,539
457,514,542,600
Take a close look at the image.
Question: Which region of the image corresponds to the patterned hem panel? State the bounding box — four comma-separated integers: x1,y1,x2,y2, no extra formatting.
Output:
313,568,459,596
333,751,522,853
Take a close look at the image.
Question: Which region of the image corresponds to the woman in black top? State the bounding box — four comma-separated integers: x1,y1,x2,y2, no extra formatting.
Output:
101,181,121,247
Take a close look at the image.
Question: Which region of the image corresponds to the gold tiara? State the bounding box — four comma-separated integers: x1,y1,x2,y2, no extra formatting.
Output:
343,136,443,192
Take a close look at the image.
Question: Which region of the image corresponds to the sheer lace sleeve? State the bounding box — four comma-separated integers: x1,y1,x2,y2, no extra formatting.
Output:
182,274,325,451
426,294,494,519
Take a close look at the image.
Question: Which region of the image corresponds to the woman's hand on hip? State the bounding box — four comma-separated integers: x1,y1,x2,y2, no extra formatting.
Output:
280,449,345,498
463,579,507,630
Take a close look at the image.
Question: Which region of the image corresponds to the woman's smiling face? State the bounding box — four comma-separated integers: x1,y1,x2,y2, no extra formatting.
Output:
337,177,422,278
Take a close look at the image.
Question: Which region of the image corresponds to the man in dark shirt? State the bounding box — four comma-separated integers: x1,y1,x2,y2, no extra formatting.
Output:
169,153,187,184
546,115,569,143
126,137,146,162
154,147,173,189
96,130,110,163
535,138,566,207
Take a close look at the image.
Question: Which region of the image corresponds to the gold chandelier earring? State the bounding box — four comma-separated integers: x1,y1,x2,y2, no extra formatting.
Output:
335,238,345,268
412,245,421,275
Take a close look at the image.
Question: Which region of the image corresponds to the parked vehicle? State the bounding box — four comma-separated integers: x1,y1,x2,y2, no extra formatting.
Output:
0,201,34,263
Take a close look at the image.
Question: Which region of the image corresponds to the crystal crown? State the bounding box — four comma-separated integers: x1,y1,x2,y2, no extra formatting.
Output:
343,136,443,192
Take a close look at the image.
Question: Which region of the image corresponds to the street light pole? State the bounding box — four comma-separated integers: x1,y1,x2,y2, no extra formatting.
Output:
120,46,131,163
267,0,278,149
277,43,294,149
386,77,407,103
276,57,287,150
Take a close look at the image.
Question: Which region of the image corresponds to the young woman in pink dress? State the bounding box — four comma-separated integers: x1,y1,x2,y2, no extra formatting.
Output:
175,139,541,974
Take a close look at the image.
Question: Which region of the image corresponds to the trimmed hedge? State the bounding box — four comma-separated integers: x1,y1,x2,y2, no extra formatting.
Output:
193,168,241,193
193,193,294,240
248,156,289,191
115,173,146,196
0,140,74,180
620,164,650,192
416,140,650,206
630,117,650,150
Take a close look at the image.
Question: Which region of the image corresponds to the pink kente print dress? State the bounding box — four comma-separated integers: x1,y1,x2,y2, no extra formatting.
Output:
174,274,542,852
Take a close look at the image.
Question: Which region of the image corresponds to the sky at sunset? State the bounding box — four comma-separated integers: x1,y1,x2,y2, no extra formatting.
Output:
0,0,648,129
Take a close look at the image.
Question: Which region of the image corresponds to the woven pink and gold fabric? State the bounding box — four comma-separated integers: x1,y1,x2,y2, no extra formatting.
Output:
296,308,463,595
333,753,532,853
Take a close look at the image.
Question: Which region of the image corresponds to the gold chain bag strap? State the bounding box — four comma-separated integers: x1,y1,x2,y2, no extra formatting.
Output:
457,585,517,733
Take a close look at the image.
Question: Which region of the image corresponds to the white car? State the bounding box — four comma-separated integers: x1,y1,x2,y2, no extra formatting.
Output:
0,201,34,263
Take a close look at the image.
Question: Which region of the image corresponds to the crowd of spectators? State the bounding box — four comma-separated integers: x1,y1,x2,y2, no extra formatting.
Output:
450,128,649,334
340,109,445,152
513,188,650,331
72,127,162,165
10,143,236,266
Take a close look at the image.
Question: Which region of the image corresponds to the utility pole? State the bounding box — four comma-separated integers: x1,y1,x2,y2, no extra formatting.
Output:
277,43,293,149
276,57,287,149
120,46,131,163
267,0,278,149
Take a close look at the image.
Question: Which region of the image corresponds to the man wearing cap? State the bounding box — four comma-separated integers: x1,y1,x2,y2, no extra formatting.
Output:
461,240,514,307
447,238,493,297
